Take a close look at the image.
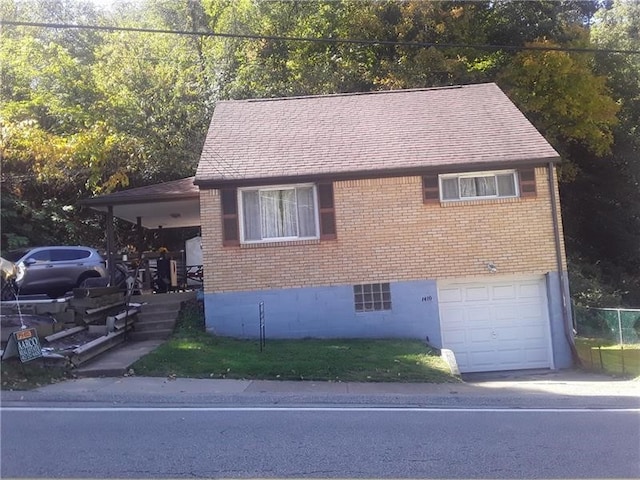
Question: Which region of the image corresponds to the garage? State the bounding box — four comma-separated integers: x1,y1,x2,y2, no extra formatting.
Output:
438,276,553,373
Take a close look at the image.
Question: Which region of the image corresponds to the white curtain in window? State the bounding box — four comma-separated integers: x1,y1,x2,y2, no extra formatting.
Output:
242,190,261,240
461,176,496,197
296,186,316,237
260,189,297,238
476,176,496,196
460,177,477,197
441,178,459,200
497,174,516,196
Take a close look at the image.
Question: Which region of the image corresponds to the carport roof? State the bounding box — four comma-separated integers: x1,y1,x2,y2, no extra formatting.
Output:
80,176,200,229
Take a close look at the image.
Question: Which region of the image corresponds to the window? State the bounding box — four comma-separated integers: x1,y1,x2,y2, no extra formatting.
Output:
50,249,91,261
221,182,336,246
439,170,518,201
354,283,392,312
26,250,51,263
239,184,319,242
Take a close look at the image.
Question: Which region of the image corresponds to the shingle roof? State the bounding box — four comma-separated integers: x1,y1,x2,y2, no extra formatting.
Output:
80,177,199,229
195,83,559,186
82,176,198,206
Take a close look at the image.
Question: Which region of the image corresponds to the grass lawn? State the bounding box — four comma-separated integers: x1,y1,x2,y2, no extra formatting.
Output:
575,337,640,377
132,301,457,383
1,359,72,390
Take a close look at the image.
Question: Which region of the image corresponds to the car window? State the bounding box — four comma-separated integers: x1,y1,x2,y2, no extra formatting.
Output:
51,249,91,261
26,250,51,263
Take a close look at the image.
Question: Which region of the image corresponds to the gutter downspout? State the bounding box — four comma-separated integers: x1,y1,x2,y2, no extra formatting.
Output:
547,163,580,365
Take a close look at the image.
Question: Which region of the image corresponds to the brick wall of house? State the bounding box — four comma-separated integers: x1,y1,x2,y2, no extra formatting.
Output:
200,166,567,293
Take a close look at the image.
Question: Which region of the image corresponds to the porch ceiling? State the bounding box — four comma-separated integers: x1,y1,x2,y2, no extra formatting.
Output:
81,177,201,229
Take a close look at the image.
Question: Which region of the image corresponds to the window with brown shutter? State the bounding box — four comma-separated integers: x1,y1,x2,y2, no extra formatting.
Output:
318,182,337,240
422,175,440,204
518,168,537,198
436,170,526,202
221,188,239,246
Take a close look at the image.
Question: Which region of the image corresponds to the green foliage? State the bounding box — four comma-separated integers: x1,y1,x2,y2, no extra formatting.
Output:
569,255,626,307
174,299,206,336
498,39,619,159
0,0,637,307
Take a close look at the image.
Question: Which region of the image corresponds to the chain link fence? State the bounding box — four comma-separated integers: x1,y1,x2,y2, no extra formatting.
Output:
573,305,640,376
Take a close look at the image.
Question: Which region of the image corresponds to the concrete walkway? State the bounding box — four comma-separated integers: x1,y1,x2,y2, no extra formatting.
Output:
21,368,640,398
74,339,165,377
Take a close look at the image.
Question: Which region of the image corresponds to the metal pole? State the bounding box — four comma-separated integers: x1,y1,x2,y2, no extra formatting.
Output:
598,346,603,370
136,216,143,259
617,309,623,345
259,301,265,352
107,205,116,286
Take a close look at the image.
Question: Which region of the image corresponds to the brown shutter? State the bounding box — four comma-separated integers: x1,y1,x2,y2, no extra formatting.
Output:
220,188,240,246
519,168,537,198
422,175,440,204
318,182,337,240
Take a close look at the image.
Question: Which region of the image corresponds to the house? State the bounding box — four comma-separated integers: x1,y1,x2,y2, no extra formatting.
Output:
194,83,574,373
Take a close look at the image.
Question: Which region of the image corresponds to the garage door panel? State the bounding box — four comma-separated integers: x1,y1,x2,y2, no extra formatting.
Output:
497,348,524,366
523,348,550,365
496,326,520,341
468,328,494,343
465,286,490,302
439,276,551,373
466,307,492,324
439,309,467,330
441,329,467,346
469,350,499,369
439,288,463,303
494,305,518,321
492,284,517,300
519,283,543,298
517,303,546,319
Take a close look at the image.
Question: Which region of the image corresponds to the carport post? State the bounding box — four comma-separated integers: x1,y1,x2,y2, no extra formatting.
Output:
107,205,116,286
136,216,143,259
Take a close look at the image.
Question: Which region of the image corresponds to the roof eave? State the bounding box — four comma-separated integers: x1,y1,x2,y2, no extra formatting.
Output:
80,192,200,208
194,156,561,189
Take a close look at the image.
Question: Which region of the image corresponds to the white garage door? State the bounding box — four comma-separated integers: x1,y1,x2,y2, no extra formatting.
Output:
438,276,552,373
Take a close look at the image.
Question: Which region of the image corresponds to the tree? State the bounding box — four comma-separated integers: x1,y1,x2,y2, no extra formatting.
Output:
1,0,212,250
564,0,640,305
498,39,619,163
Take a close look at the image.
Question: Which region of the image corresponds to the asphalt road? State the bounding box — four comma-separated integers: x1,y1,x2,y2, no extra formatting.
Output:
2,405,639,478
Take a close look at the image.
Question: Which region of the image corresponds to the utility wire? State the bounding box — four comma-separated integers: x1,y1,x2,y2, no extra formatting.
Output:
2,20,640,55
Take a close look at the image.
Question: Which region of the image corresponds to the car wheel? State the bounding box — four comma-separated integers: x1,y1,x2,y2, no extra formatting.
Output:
77,272,105,289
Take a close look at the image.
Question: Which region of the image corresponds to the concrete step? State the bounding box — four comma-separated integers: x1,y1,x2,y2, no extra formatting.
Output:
139,302,181,315
137,308,179,319
134,319,176,331
128,330,173,341
69,329,130,368
74,339,165,377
